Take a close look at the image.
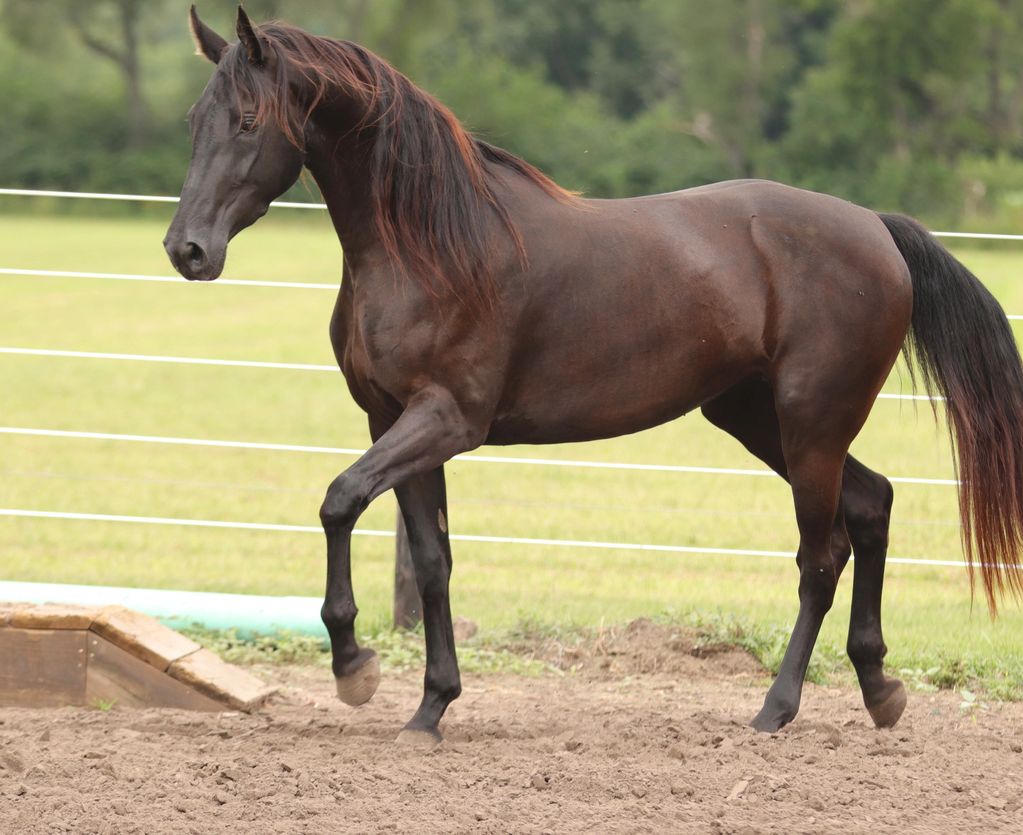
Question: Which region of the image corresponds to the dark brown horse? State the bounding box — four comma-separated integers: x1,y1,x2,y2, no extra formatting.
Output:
166,7,1023,746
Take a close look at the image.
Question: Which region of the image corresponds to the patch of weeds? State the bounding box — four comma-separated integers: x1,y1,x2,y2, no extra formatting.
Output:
181,623,549,676
362,625,551,676
680,611,846,685
458,646,550,676
90,698,117,712
180,625,330,666
359,627,425,672
982,675,1023,702
897,655,1023,702
897,667,940,693
958,688,984,714
924,657,970,691
501,614,581,646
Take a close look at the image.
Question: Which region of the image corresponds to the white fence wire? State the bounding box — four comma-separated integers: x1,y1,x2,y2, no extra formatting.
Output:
0,344,943,402
0,508,990,570
0,426,960,486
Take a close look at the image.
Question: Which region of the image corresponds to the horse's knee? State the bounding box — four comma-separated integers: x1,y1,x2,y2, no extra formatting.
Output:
319,473,366,529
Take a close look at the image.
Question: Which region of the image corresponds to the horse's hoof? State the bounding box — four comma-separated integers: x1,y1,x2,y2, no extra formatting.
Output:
750,702,796,734
395,728,443,750
866,678,907,729
750,713,784,734
334,650,380,706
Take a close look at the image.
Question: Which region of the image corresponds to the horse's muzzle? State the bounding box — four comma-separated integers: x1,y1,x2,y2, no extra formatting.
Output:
163,236,221,281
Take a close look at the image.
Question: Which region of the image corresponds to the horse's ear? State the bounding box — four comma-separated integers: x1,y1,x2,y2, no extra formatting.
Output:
236,5,264,66
189,5,228,64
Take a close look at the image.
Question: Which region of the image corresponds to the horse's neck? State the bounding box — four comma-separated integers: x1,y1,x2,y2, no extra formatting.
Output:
304,114,379,262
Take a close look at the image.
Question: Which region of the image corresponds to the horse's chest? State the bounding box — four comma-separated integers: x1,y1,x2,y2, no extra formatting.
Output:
330,301,403,422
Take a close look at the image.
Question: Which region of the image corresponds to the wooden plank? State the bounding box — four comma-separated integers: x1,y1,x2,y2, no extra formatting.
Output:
85,635,224,711
168,648,275,712
91,606,201,672
9,604,100,631
0,628,87,707
0,602,19,627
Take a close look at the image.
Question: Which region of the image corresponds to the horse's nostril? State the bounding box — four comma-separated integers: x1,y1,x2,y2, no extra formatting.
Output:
185,241,205,264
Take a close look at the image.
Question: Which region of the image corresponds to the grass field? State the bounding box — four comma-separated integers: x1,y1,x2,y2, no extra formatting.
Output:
2,207,1023,694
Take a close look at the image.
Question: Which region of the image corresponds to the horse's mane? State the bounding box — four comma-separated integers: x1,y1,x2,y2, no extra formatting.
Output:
221,23,575,308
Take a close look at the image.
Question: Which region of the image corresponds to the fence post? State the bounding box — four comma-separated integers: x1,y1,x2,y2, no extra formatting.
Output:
393,511,422,629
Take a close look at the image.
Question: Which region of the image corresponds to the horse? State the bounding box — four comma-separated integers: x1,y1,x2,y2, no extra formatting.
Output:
166,7,1023,747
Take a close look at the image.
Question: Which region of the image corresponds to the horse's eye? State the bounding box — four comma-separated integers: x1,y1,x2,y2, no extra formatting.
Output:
240,113,257,133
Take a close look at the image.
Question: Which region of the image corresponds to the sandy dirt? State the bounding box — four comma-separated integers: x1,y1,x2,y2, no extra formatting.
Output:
1,620,1022,834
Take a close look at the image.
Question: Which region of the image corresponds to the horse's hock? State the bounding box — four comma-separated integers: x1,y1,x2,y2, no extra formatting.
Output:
0,602,275,711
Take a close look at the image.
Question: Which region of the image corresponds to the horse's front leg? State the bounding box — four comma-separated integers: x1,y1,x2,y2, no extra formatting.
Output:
318,387,482,712
393,467,459,748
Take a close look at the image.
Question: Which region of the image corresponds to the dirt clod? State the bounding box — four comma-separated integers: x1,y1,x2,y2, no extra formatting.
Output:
727,779,749,801
671,782,695,798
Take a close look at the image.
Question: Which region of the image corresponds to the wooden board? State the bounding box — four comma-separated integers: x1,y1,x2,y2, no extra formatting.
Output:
0,602,19,627
9,604,99,631
85,635,224,712
168,648,274,712
0,628,87,707
91,606,201,672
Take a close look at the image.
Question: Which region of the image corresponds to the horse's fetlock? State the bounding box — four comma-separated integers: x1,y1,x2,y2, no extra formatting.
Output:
427,677,461,704
321,600,358,631
847,635,887,668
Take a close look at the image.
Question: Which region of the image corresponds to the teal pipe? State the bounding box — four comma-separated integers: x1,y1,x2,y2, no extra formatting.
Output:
0,581,327,638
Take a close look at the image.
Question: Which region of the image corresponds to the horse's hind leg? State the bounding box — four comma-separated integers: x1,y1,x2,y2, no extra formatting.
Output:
703,379,845,730
842,458,906,728
754,379,867,731
704,380,905,729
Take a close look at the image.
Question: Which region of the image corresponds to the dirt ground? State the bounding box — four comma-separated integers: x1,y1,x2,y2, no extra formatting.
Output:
1,620,1022,834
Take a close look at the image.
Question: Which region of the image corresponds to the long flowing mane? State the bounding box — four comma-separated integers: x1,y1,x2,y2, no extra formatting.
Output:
221,23,575,307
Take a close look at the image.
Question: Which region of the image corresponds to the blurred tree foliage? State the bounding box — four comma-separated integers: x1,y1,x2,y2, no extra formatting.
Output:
2,0,1023,224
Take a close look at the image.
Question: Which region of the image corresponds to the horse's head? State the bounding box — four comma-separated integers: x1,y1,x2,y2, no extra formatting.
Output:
164,6,304,281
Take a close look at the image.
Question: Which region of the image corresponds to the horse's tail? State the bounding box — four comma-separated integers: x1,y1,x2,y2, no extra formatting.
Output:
879,212,1023,610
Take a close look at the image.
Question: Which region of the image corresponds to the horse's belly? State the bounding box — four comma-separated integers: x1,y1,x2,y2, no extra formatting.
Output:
485,336,760,445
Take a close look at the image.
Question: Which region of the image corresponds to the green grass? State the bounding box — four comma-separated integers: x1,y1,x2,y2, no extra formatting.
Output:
2,209,1023,697
179,623,550,676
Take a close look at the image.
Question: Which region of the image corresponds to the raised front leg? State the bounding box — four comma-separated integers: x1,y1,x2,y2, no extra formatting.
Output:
319,387,482,711
393,467,460,748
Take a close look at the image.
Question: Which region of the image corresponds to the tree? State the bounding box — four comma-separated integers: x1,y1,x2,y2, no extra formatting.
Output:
2,0,169,147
